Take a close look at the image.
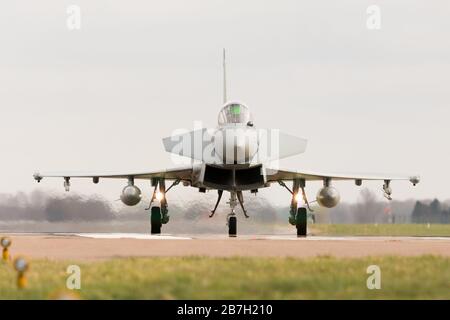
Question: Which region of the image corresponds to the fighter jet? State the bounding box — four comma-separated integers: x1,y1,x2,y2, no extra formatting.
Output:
33,50,420,237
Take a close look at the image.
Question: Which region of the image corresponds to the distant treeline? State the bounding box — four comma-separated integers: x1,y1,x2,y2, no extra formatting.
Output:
0,189,449,225
0,190,278,223
411,199,450,224
326,189,450,224
0,191,116,222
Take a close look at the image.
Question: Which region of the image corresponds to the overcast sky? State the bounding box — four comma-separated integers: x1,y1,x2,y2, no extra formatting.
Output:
0,1,449,207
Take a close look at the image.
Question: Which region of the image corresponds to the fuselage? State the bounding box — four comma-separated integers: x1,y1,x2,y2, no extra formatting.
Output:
213,101,261,166
163,101,307,192
213,124,259,165
192,102,267,191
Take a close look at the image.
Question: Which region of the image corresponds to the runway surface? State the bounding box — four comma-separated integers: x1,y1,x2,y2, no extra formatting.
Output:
2,233,450,260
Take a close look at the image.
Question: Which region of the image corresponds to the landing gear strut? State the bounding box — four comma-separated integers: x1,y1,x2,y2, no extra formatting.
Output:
145,178,180,235
226,191,249,237
227,192,239,237
280,179,310,237
210,190,223,218
210,190,248,237
236,191,249,218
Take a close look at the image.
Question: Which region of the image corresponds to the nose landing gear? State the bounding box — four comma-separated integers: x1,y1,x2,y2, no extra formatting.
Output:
210,191,247,237
227,214,237,237
226,192,240,237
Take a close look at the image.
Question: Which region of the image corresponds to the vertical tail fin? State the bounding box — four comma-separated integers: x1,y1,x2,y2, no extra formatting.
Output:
223,48,227,104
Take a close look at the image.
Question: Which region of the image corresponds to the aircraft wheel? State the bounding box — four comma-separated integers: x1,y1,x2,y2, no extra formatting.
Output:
228,216,237,237
296,207,307,237
162,214,170,224
288,215,296,226
151,207,162,234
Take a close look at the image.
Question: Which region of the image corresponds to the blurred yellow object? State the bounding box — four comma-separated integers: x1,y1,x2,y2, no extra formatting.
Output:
13,257,29,289
1,237,11,262
17,272,27,289
2,248,9,261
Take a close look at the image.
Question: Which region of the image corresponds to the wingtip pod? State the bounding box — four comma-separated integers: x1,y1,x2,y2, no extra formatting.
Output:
33,172,42,182
409,176,420,186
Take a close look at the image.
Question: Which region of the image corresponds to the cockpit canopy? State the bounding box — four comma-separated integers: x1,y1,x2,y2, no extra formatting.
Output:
218,102,253,126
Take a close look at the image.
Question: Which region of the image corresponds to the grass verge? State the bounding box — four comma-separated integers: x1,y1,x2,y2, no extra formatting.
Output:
1,255,449,299
311,224,450,237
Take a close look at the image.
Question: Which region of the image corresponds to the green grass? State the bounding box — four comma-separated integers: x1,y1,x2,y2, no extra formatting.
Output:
1,256,449,299
311,224,450,237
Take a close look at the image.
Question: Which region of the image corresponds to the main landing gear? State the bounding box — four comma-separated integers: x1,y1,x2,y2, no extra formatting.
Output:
210,190,248,237
145,178,180,235
280,179,312,237
150,206,162,234
296,207,307,237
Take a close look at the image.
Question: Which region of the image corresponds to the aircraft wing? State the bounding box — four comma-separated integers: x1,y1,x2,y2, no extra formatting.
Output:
266,167,420,185
33,166,194,182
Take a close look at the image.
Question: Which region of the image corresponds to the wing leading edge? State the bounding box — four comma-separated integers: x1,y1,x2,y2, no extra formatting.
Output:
266,168,420,185
33,166,194,182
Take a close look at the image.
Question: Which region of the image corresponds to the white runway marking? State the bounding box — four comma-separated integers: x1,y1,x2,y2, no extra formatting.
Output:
60,233,450,242
72,233,192,240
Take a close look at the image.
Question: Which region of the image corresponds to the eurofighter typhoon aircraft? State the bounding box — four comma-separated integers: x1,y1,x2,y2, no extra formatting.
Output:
34,50,420,237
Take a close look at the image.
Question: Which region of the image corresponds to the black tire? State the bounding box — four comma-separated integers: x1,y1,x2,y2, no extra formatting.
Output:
296,207,307,237
151,207,162,234
228,216,237,237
